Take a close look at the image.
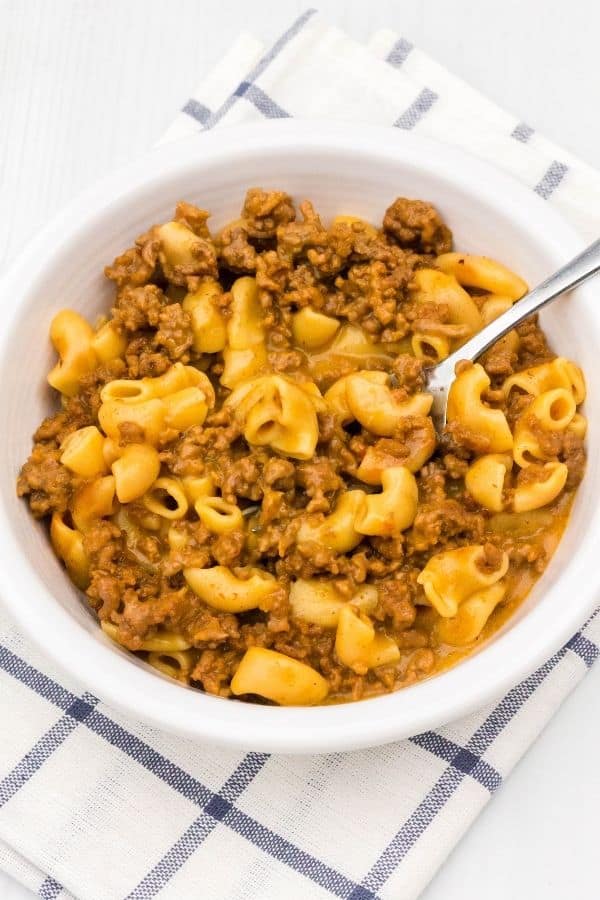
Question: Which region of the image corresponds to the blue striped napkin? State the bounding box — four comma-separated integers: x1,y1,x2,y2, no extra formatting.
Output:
2,10,599,900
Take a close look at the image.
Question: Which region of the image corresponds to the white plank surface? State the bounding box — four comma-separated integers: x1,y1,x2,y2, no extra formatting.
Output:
1,1,599,897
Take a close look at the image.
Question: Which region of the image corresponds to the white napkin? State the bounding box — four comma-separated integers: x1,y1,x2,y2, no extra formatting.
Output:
1,10,599,900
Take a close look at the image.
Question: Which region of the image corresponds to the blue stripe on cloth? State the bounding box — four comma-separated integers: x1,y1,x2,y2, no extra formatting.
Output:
349,769,466,900
0,644,379,900
410,733,501,792
566,631,599,668
386,37,414,68
83,708,214,807
234,82,290,118
511,121,535,143
126,753,270,900
182,98,212,125
220,805,378,900
0,693,97,807
534,160,569,199
203,8,317,129
0,644,75,711
126,815,220,900
356,638,578,894
38,876,63,899
393,87,438,130
466,646,567,757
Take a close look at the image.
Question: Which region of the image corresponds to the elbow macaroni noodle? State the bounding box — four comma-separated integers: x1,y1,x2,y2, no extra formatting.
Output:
184,566,278,613
47,310,98,397
194,496,244,534
447,363,513,452
436,583,506,647
231,647,329,706
182,279,227,353
411,332,451,363
289,580,378,628
226,374,321,460
417,545,509,618
50,513,90,589
292,307,340,349
111,444,161,504
221,276,269,389
72,475,116,532
503,357,585,402
147,650,195,682
344,373,433,436
411,268,483,336
435,252,528,301
512,462,569,513
143,478,189,520
297,490,366,553
335,606,400,675
354,467,418,537
60,426,108,478
156,220,209,284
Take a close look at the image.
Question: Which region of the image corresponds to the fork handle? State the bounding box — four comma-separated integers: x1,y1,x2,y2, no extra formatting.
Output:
437,237,600,370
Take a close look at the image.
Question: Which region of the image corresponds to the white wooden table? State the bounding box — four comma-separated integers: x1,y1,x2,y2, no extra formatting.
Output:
1,1,599,897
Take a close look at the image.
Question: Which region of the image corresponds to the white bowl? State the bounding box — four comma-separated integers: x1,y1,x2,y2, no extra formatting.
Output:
0,120,598,754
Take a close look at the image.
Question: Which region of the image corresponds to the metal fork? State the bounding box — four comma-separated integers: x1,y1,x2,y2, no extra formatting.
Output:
427,238,600,434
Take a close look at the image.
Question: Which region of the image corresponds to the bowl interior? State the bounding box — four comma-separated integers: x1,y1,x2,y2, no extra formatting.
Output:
1,122,598,752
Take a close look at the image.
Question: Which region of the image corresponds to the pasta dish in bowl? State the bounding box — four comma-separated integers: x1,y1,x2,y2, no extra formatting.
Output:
18,188,586,707
0,121,597,751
